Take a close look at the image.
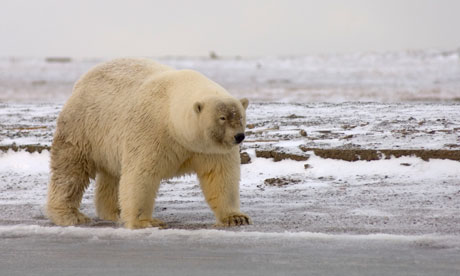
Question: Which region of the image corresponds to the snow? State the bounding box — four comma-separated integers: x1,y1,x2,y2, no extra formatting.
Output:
305,152,460,181
3,149,459,204
1,148,459,236
0,102,459,237
1,52,460,273
2,102,459,150
0,149,49,174
0,224,458,247
242,149,305,179
1,49,460,103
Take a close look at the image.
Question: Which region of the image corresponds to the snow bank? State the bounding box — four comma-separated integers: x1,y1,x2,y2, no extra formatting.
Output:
0,149,49,173
0,224,457,248
305,152,460,181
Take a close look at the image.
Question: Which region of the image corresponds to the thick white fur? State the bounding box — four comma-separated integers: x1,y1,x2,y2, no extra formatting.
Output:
46,58,251,229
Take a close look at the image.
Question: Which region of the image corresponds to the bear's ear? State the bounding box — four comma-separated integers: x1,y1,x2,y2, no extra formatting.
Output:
193,102,203,114
240,98,249,110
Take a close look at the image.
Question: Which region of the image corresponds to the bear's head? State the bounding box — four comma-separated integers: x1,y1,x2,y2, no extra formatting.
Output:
190,96,248,154
165,69,249,154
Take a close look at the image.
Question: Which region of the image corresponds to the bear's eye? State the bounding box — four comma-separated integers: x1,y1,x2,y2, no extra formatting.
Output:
219,116,226,121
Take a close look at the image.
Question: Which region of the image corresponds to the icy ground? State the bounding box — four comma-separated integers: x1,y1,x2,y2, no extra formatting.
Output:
0,103,459,238
1,50,460,273
1,148,460,236
1,102,460,274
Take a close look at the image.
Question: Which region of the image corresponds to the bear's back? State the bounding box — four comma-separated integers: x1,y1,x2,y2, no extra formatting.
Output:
57,59,173,147
72,58,172,99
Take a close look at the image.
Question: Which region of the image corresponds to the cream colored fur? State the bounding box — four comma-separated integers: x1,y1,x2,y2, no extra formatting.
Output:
46,58,251,229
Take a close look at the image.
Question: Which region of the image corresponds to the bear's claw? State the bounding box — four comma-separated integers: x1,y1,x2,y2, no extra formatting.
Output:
217,212,252,227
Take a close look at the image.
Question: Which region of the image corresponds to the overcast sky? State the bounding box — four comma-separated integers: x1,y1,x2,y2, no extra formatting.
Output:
1,0,459,57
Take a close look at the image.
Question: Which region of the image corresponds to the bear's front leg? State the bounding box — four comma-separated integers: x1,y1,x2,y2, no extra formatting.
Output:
195,153,252,227
118,171,166,229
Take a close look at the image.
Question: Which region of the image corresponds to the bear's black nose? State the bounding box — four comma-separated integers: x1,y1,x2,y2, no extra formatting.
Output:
234,133,245,144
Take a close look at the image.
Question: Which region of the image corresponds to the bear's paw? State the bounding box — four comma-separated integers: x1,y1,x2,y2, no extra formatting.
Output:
217,212,252,227
49,209,91,226
125,218,167,229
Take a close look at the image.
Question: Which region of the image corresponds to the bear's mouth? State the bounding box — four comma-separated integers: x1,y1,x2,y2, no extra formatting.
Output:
221,139,238,148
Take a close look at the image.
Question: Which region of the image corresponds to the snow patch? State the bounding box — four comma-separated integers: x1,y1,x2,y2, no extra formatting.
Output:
0,150,49,173
305,152,460,181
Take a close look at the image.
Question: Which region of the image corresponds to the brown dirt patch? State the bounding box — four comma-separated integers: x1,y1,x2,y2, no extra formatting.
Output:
240,152,251,164
264,177,301,187
299,146,460,161
255,149,310,162
0,144,50,153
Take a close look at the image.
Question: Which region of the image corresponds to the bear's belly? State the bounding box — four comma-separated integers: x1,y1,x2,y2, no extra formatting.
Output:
91,148,122,178
89,140,194,180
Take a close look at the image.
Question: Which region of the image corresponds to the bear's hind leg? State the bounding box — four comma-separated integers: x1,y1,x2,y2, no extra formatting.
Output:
95,171,120,222
46,140,93,226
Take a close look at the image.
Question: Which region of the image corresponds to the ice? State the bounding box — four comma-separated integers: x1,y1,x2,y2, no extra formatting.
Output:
2,225,459,276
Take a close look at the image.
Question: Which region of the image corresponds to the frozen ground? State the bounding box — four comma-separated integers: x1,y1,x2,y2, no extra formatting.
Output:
1,51,460,274
1,227,459,276
0,102,459,274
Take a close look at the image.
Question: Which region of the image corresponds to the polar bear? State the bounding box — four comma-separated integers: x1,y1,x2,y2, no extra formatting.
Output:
46,58,251,229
